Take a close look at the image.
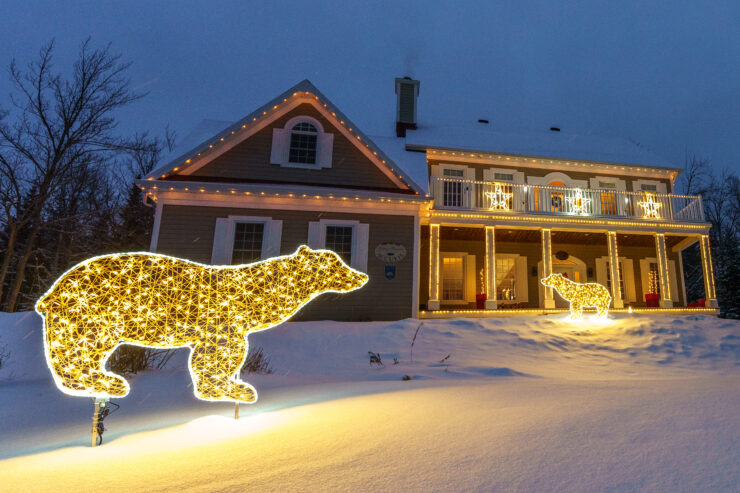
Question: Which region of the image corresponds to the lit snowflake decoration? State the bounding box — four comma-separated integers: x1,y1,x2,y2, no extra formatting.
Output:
638,192,662,219
567,189,591,215
485,183,512,210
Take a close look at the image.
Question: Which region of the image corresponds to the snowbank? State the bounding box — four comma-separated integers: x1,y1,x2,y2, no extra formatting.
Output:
0,312,738,491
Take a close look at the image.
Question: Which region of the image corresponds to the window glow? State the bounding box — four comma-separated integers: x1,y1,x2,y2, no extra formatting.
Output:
35,246,368,403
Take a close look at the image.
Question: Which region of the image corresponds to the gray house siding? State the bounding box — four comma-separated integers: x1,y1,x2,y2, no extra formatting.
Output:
156,204,416,321
189,104,402,191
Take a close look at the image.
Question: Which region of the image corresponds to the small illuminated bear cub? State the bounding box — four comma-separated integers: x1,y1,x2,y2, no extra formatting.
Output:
540,273,612,319
36,246,368,403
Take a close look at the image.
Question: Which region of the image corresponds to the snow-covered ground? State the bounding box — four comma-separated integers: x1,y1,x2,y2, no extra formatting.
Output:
0,311,738,491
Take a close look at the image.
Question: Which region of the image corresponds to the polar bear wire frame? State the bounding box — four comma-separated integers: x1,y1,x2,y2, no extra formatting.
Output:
540,273,612,320
35,245,368,403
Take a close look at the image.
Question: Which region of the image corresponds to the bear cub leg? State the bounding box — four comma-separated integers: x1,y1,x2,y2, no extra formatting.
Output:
45,318,129,397
188,340,257,403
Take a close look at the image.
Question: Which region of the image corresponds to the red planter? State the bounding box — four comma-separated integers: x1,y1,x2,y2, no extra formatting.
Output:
476,294,487,310
645,293,660,307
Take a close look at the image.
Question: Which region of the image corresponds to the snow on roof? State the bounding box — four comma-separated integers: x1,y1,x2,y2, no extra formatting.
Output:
146,80,427,195
156,119,233,173
368,135,430,194
405,123,676,169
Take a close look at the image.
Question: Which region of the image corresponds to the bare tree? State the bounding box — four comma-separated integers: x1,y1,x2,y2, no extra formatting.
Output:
0,39,143,311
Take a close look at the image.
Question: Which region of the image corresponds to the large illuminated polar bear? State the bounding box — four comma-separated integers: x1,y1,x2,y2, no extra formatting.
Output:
540,273,611,319
35,246,368,403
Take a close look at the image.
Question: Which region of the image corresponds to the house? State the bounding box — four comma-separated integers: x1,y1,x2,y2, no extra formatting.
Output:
137,78,718,320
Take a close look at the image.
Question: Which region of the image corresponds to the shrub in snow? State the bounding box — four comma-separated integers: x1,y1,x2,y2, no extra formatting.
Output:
368,351,384,367
240,347,273,375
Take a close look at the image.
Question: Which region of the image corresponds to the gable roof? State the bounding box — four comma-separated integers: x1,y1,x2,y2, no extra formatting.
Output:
145,80,426,195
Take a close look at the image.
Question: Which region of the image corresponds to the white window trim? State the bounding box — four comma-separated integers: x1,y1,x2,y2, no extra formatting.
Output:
439,252,468,304
270,115,334,169
495,253,528,303
632,179,667,194
307,218,369,272
482,167,525,184
589,176,627,191
595,256,636,303
527,171,588,189
211,215,283,265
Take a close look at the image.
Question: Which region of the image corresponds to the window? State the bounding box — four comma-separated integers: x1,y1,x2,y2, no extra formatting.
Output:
598,181,616,189
231,222,265,264
442,257,464,301
325,225,354,264
289,122,318,164
641,184,658,192
494,172,514,181
271,116,333,168
442,168,464,207
495,257,517,300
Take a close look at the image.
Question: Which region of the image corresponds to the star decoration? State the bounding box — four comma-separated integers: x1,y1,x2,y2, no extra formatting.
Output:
485,183,513,210
638,192,662,219
567,189,592,215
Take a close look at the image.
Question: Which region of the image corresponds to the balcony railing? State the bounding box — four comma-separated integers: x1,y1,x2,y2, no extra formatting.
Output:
431,177,705,223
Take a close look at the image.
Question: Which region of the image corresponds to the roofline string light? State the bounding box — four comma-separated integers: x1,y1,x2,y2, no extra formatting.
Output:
148,91,416,191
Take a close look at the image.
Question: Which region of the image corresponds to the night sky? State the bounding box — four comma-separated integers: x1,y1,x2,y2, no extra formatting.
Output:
1,1,738,173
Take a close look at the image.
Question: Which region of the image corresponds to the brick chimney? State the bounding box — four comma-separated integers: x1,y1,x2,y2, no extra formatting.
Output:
395,77,420,137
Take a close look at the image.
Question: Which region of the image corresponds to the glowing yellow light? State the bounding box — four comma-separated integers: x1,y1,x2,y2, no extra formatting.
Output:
638,192,662,219
35,246,368,403
485,183,512,210
567,188,591,215
540,273,611,320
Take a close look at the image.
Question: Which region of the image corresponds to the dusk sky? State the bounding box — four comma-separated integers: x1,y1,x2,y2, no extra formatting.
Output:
2,1,738,174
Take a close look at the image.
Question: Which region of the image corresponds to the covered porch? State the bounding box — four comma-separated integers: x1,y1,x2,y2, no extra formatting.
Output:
420,224,718,316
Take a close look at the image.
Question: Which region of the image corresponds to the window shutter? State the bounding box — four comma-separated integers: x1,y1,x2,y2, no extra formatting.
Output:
623,259,636,302
516,256,528,302
465,254,477,302
270,128,290,165
595,258,607,285
317,132,334,168
264,220,283,258
307,221,321,249
353,223,370,272
211,218,230,265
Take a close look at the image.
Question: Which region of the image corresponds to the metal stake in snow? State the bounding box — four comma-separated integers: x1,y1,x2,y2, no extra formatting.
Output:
91,398,108,447
235,403,239,420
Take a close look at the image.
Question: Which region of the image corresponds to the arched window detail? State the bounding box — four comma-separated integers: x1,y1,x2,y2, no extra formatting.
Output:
289,122,318,164
270,116,333,169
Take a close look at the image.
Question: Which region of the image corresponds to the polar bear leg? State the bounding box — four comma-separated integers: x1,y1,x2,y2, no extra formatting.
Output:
44,316,129,397
569,303,583,320
188,340,257,403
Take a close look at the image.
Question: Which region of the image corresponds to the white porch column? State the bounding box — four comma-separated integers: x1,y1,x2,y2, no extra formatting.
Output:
654,233,673,308
606,232,624,308
484,226,497,309
542,228,555,309
699,234,718,308
428,224,441,310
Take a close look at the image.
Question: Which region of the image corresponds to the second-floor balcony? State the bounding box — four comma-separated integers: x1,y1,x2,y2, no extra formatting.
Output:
430,176,705,223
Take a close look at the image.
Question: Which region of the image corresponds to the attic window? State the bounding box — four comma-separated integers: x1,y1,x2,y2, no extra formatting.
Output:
289,122,318,164
270,116,334,169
